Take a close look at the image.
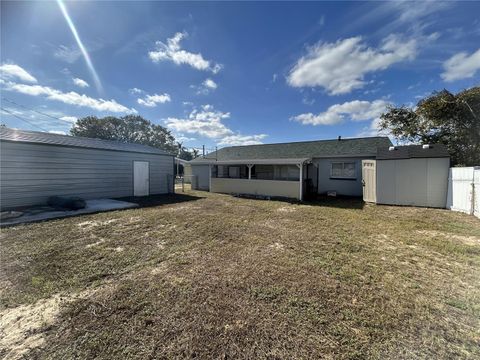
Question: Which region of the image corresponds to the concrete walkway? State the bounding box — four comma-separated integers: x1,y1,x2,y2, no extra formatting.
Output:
1,199,138,227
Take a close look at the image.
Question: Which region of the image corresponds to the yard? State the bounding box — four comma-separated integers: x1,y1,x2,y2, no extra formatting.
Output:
1,190,479,359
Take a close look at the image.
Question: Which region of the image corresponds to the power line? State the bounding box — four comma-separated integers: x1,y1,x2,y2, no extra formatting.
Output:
2,97,74,125
0,107,49,132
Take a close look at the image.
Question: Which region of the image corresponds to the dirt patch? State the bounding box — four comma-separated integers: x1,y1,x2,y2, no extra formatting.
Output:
268,242,285,250
165,205,203,212
277,206,296,213
77,219,118,230
85,237,106,248
0,291,92,360
417,230,480,246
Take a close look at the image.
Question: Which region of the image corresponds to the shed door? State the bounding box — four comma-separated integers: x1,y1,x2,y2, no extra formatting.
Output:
362,160,376,203
134,161,149,196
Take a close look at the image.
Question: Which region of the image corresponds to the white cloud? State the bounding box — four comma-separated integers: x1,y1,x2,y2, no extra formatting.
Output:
218,134,267,146
137,93,171,107
166,104,232,138
60,116,78,123
165,104,267,146
302,97,315,105
194,78,218,95
287,35,417,95
393,0,451,24
0,63,38,83
49,130,67,135
441,48,480,82
149,32,222,73
291,99,390,126
54,45,82,63
3,81,136,114
203,78,217,89
356,117,387,137
129,87,143,94
73,77,89,88
176,134,197,143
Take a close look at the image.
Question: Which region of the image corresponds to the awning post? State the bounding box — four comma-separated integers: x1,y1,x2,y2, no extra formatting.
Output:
209,164,212,192
297,163,303,201
247,164,253,180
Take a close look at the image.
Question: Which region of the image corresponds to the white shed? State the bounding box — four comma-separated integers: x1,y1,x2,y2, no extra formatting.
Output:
362,144,450,208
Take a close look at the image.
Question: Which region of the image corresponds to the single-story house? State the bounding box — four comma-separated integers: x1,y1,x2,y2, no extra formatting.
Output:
189,136,392,200
363,144,450,208
0,127,175,210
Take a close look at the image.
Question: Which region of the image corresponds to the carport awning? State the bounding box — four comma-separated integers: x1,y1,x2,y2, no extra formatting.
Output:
196,158,311,165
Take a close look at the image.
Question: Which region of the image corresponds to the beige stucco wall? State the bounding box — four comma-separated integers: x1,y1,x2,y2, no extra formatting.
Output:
211,178,300,199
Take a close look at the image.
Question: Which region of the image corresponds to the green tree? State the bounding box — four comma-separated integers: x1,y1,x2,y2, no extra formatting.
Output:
71,115,179,153
379,87,480,166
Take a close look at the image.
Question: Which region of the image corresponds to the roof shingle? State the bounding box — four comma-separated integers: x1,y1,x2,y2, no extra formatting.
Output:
191,136,392,162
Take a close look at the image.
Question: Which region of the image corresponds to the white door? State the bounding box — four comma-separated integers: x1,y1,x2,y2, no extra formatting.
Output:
134,161,149,196
362,160,376,203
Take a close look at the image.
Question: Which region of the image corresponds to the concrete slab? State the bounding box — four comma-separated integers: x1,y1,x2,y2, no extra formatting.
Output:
0,199,138,227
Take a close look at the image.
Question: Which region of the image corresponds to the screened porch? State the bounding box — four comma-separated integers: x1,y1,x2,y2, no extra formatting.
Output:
208,158,311,200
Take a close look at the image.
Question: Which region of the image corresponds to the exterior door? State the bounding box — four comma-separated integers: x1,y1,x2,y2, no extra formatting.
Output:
133,161,149,196
362,160,376,203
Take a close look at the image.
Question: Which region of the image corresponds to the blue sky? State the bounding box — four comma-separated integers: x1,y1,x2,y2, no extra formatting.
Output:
1,1,479,150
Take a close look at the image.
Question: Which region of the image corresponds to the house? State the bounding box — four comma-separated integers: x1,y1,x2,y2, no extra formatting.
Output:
0,127,175,210
189,136,392,200
363,144,450,208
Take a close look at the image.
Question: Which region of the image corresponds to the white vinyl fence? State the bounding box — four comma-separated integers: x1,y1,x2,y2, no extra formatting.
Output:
446,167,480,218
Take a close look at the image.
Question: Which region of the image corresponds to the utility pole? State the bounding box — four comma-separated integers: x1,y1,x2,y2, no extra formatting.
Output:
202,145,205,157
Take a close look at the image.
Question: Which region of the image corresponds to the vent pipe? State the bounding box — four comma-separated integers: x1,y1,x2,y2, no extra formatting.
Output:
338,136,342,141
422,144,431,149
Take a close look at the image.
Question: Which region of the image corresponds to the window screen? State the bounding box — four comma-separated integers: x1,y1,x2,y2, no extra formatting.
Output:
228,166,240,178
330,162,356,179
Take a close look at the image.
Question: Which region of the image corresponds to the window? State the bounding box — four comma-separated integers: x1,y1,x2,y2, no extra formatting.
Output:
228,166,240,178
330,162,356,179
274,165,300,181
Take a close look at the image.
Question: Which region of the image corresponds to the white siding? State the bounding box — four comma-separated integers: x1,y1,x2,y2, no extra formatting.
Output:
190,164,210,190
0,141,174,210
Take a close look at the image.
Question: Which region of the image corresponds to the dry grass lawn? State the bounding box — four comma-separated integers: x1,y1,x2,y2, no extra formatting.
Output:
1,189,479,359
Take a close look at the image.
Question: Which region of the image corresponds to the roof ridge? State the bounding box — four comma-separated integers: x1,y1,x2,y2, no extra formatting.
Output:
1,127,151,148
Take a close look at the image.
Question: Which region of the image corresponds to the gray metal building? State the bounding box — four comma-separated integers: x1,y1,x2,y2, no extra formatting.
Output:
0,128,175,210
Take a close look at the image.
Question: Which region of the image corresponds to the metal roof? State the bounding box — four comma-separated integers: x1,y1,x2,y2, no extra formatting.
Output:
376,144,450,160
0,127,172,155
190,136,392,163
